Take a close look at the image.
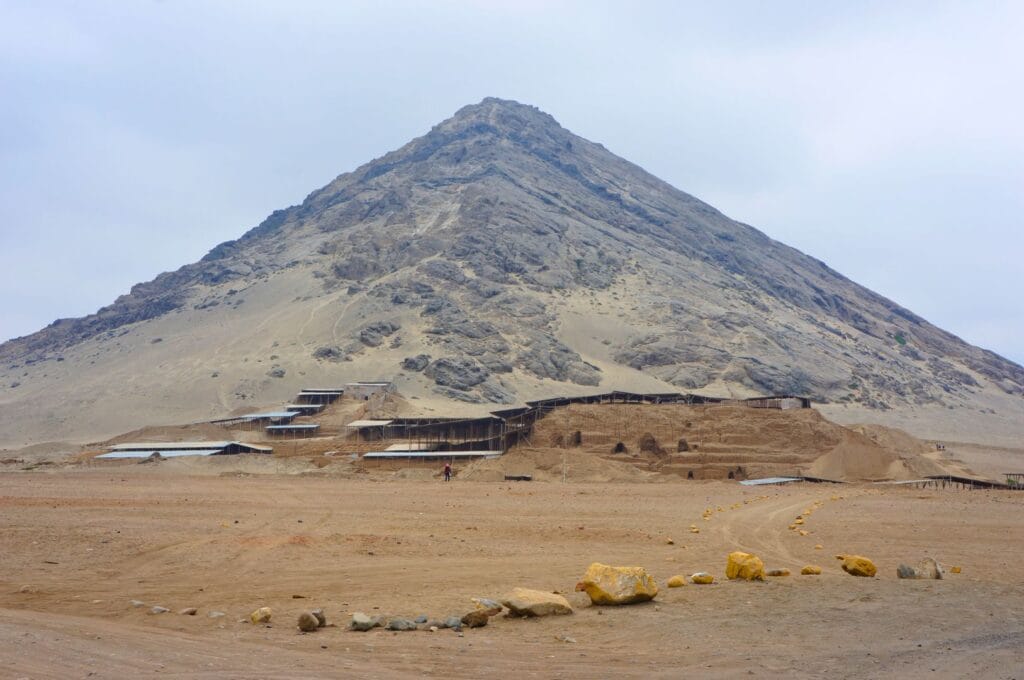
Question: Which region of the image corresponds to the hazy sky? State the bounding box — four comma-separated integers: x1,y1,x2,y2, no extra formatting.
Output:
2,1,1022,364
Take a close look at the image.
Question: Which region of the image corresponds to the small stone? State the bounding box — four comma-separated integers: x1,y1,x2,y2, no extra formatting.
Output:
445,616,463,630
249,607,272,624
836,554,877,578
814,545,823,550
461,610,489,628
501,588,573,617
298,612,320,632
666,538,675,545
208,611,226,618
667,575,687,588
311,609,326,627
800,565,822,575
387,618,418,631
766,569,791,577
178,607,198,615
351,612,375,632
150,606,169,614
950,566,962,574
130,600,145,608
690,572,715,585
414,615,428,624
429,626,438,632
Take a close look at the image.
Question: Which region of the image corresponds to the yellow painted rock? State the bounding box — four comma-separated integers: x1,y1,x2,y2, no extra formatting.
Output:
667,575,687,588
801,565,822,575
766,568,791,577
576,563,658,605
788,524,797,530
836,554,877,577
250,607,272,624
501,588,573,617
951,566,962,574
690,527,700,534
725,551,766,581
814,544,823,550
798,530,809,536
793,518,805,525
690,572,715,584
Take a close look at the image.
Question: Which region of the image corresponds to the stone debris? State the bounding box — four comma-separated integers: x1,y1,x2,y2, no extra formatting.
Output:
249,607,273,624
501,588,573,617
298,612,320,632
801,565,822,575
150,606,170,615
470,597,503,616
667,575,687,588
208,611,226,618
726,551,766,581
766,568,791,577
178,607,198,616
951,566,962,574
690,572,715,585
387,618,418,631
460,610,490,628
836,554,877,577
897,557,944,580
444,616,464,631
575,562,658,605
351,612,378,632
311,608,326,627
130,600,145,608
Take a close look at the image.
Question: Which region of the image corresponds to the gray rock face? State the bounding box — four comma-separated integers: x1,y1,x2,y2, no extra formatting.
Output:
424,357,489,391
359,321,401,347
401,354,431,371
313,345,345,362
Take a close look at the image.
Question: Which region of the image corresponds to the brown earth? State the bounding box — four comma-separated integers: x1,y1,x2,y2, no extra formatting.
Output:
1,464,1022,678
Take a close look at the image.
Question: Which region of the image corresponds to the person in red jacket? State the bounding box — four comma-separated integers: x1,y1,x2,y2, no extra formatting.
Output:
443,462,452,482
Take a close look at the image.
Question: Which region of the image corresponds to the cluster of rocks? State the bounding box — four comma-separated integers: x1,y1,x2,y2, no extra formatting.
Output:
349,589,573,634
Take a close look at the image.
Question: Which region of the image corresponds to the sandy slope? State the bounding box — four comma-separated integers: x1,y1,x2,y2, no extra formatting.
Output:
1,466,1022,678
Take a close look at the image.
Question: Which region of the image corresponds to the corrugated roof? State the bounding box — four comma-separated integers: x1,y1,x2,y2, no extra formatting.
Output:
739,477,802,486
285,403,323,410
363,450,502,459
241,411,299,419
109,441,233,451
265,424,320,430
97,449,223,459
346,419,394,428
385,442,440,452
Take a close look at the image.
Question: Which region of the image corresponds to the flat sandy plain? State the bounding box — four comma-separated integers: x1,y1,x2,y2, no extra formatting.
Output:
1,464,1022,679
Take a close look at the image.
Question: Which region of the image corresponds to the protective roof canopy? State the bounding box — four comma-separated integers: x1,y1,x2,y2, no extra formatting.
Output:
346,419,394,428
739,477,802,486
97,449,223,459
363,450,502,459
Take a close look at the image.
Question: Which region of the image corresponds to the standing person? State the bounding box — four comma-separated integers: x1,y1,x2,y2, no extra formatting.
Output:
443,461,452,482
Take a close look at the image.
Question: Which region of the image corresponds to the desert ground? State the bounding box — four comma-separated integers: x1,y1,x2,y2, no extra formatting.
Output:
1,460,1022,679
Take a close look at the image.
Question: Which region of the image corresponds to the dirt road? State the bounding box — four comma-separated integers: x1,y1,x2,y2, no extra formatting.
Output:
1,466,1022,678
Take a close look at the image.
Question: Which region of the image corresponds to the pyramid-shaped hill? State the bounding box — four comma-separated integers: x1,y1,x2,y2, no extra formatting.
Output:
1,98,1022,449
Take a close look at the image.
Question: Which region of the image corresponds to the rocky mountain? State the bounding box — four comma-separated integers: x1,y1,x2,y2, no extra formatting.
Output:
2,98,1022,447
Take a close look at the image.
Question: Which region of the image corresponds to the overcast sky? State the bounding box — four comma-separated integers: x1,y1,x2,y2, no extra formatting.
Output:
1,1,1021,364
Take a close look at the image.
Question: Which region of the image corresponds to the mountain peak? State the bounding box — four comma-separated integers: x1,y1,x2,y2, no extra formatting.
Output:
428,97,568,144
2,98,1022,449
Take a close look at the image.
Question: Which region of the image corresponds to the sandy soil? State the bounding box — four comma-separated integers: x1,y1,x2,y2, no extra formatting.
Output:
1,464,1022,679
